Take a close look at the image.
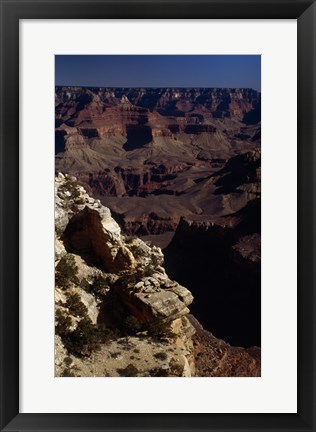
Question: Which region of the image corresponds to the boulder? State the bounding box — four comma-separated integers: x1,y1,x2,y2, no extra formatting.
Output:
123,290,189,323
63,207,135,272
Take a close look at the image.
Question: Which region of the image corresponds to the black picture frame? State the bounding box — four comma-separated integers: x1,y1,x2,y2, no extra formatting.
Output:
0,1,315,431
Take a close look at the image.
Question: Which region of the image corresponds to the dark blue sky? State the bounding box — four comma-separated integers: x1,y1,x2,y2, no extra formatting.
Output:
55,55,261,91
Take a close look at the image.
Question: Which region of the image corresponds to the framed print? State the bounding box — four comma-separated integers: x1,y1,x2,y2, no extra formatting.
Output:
0,0,315,431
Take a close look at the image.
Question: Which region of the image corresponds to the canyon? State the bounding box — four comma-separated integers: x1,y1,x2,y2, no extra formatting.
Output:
55,174,260,377
55,86,261,372
55,87,260,238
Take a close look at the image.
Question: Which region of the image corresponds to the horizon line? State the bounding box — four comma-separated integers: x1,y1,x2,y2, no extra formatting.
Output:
55,85,261,92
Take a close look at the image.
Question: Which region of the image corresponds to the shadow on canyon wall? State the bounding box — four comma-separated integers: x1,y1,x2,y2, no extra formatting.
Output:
164,200,261,348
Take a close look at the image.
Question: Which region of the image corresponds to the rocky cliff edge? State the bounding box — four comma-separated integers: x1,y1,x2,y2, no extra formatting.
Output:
55,172,195,377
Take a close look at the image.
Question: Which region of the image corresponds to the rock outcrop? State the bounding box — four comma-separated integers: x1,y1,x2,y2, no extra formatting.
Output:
55,173,195,377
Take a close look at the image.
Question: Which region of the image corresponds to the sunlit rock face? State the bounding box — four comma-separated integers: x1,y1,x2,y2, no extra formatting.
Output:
54,174,196,377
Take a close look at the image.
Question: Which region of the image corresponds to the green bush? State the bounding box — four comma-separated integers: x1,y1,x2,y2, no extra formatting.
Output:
55,255,79,289
117,337,132,347
148,367,169,377
154,351,168,361
63,356,73,367
147,319,175,342
80,278,92,292
117,363,140,377
61,368,77,377
97,322,120,343
64,179,81,199
110,351,122,359
62,319,117,358
66,293,88,317
55,309,72,337
58,180,81,204
124,315,142,335
149,359,183,377
169,358,184,377
63,318,101,357
92,275,110,296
